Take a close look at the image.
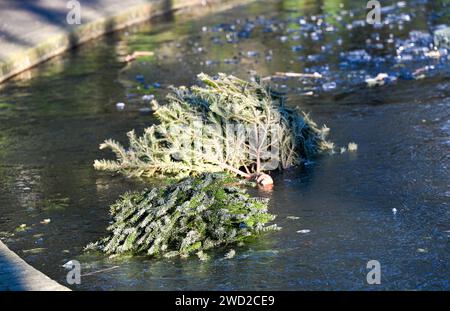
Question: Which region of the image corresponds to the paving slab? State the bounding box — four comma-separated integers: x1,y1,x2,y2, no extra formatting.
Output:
0,0,210,83
0,241,70,291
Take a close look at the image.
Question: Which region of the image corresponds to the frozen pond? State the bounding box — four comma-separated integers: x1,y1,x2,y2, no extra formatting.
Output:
0,0,448,290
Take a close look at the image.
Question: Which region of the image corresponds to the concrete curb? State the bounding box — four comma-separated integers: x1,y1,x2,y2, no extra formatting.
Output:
0,241,70,291
0,0,256,292
0,0,247,84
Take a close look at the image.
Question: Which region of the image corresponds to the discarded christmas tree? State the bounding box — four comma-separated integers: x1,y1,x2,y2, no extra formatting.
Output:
94,73,333,180
86,173,279,259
